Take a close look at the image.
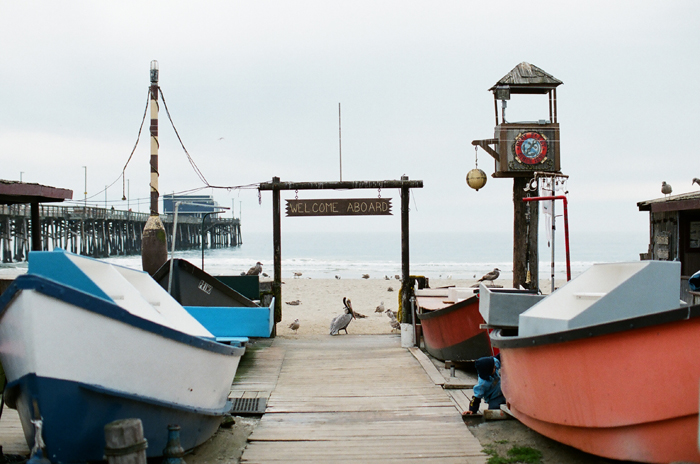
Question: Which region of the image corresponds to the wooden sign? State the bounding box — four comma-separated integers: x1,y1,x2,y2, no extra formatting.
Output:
286,198,392,217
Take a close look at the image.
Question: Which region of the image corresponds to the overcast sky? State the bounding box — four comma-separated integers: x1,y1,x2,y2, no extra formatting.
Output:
1,1,698,247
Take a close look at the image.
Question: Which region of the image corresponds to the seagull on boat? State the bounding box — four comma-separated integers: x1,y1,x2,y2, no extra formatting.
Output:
661,181,672,197
288,319,300,334
246,262,263,276
330,298,356,335
478,268,501,282
375,301,385,313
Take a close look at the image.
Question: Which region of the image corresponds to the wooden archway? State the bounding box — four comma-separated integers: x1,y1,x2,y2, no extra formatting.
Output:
259,176,423,334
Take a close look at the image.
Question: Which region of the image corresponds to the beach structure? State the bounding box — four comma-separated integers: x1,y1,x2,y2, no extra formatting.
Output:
0,249,244,461
490,261,700,462
637,190,700,304
0,180,72,261
258,177,423,337
471,62,569,291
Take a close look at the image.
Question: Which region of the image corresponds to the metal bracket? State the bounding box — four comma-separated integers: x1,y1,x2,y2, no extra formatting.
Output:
470,139,499,161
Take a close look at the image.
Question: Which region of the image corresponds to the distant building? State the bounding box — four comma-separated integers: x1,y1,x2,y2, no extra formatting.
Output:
638,191,700,303
163,194,219,218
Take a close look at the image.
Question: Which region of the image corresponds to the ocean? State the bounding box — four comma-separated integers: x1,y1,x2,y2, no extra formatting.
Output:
15,229,644,282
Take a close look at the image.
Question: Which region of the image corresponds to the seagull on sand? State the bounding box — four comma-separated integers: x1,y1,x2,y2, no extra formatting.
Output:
362,274,370,279
375,301,385,313
288,319,300,334
293,272,302,278
478,268,501,282
330,298,356,335
661,181,672,197
246,262,263,276
693,178,700,187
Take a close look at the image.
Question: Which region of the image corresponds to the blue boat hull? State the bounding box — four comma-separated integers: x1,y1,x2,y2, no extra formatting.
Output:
6,373,229,463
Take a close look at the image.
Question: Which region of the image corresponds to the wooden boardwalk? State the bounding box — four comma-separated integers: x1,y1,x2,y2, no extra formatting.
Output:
238,335,486,463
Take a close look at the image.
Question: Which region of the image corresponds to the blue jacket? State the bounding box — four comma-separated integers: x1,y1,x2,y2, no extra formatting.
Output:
473,357,502,403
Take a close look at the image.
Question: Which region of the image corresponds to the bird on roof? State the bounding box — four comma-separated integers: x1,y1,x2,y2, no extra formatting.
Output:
693,178,700,187
478,268,501,282
661,181,672,197
375,301,385,313
288,319,300,334
246,262,263,276
330,297,356,335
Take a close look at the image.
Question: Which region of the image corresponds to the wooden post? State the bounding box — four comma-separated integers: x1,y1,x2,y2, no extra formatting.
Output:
400,176,411,324
30,202,41,251
272,177,282,335
104,418,147,464
512,177,539,291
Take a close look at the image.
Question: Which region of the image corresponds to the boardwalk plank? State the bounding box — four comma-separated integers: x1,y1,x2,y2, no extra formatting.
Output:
239,335,485,463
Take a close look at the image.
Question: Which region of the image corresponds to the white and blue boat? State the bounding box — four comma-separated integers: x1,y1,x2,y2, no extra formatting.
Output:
0,249,245,462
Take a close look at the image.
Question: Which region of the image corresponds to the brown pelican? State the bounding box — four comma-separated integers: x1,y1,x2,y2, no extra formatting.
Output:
330,298,356,335
288,319,300,334
478,268,500,282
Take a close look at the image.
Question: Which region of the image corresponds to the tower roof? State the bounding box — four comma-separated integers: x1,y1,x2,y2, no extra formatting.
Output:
490,62,563,94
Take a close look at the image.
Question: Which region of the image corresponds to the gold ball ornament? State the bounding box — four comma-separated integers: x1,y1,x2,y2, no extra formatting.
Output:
466,169,487,191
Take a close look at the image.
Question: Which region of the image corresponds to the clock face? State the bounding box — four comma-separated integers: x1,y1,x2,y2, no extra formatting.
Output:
514,132,548,165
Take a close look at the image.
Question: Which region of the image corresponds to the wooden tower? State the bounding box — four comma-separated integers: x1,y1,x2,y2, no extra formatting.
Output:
473,62,564,290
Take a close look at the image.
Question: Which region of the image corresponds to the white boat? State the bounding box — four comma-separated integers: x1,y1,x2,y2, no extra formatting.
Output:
0,249,245,462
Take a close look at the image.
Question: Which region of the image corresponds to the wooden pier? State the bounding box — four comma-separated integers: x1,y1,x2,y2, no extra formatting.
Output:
232,335,487,463
0,204,241,262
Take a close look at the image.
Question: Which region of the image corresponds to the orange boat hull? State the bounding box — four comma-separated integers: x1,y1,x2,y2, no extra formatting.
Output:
493,307,700,463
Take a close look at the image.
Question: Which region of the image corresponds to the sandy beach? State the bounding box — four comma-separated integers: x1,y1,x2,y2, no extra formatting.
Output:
272,277,566,337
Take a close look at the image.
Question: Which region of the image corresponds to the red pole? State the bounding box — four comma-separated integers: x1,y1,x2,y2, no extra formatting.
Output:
523,195,571,282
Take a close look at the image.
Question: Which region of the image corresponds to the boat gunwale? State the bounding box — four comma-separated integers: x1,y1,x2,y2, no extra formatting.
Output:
1,274,245,357
416,294,478,320
491,303,700,349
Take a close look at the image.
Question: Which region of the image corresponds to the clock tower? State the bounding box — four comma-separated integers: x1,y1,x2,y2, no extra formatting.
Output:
473,62,562,178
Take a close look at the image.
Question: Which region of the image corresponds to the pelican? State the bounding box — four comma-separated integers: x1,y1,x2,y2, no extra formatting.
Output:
288,319,300,334
330,298,356,335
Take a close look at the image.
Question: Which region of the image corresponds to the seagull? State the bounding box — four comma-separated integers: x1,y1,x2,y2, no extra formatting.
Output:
330,298,356,335
478,268,500,282
387,287,394,292
288,319,300,334
293,272,302,278
246,262,263,276
390,319,401,332
386,309,397,320
285,300,301,305
375,301,385,313
362,274,370,279
661,181,672,197
335,275,341,279
384,276,390,280
693,178,700,187
394,275,400,280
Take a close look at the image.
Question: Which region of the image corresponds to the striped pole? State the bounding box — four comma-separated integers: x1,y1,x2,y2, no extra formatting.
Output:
149,61,159,214
141,60,168,275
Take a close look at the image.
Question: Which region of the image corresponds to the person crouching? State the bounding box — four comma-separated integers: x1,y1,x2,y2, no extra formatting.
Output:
465,355,506,414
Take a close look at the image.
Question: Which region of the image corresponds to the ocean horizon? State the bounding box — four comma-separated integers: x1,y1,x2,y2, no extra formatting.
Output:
0,230,649,283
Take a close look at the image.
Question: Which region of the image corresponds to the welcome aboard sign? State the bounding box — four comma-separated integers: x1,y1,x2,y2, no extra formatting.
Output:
285,198,392,217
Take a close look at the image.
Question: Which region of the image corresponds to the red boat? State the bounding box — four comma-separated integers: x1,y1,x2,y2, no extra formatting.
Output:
491,305,700,463
489,261,699,463
416,291,493,362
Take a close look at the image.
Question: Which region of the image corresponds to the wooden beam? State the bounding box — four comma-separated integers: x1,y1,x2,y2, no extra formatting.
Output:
471,139,500,161
272,177,282,333
259,180,423,191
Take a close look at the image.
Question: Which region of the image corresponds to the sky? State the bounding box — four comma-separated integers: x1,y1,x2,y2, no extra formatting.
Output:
1,1,698,250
